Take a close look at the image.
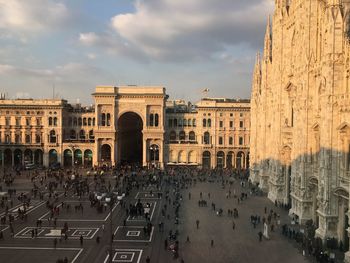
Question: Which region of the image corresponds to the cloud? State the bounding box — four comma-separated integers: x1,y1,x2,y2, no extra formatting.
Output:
0,0,69,39
0,62,115,102
80,0,273,62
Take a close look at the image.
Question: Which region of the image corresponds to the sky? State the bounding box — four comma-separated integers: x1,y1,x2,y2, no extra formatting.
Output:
0,0,273,104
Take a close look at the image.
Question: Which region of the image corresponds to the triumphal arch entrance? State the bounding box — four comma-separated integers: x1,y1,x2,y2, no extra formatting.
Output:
92,86,166,168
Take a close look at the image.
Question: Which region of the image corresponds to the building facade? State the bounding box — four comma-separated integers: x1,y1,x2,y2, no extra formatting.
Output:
250,0,350,259
0,86,250,171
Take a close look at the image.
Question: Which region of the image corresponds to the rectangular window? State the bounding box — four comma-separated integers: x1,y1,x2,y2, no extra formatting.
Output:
219,113,223,117
240,113,243,117
16,118,20,126
229,137,233,145
230,113,233,117
219,136,223,145
239,137,244,145
5,118,10,126
168,119,173,127
239,121,244,128
219,121,223,128
229,121,233,128
26,118,30,126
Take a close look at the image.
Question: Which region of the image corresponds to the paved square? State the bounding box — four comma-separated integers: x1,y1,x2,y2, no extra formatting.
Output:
15,227,99,239
135,191,161,199
38,201,118,222
103,249,143,263
0,247,83,263
127,201,157,222
113,226,154,242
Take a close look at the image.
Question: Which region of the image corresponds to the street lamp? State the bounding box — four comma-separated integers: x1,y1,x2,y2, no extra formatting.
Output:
105,196,114,263
149,145,159,168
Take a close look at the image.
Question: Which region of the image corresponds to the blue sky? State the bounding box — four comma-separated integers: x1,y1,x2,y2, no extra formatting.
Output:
0,0,273,104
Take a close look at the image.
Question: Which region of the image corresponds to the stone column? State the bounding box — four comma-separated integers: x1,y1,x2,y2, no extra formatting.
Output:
142,139,147,167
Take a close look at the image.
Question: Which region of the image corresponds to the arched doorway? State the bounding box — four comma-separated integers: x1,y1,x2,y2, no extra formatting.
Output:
74,149,82,166
84,150,93,167
4,149,12,167
236,152,244,170
14,149,22,167
202,151,211,169
118,112,143,165
34,149,43,165
216,151,225,169
101,144,111,163
63,149,72,167
49,149,58,165
24,149,33,163
226,151,234,168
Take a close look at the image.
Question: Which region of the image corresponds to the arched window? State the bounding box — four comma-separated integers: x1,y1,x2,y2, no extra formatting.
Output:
83,118,87,126
49,130,56,143
155,114,159,127
15,134,21,143
35,134,41,143
68,117,73,126
193,119,196,127
73,117,78,126
179,131,186,141
169,131,176,141
204,132,210,144
53,117,58,126
106,113,111,126
78,118,82,126
89,130,94,139
48,117,53,126
174,119,178,127
208,119,212,127
5,134,10,143
101,113,106,126
88,118,92,126
93,118,96,126
150,114,154,126
25,134,31,144
189,131,195,141
203,119,207,127
79,130,85,140
70,130,76,139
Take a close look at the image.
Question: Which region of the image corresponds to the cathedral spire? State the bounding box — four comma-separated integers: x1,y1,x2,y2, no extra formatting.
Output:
263,16,272,63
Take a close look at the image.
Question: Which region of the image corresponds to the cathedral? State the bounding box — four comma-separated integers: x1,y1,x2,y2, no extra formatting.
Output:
250,0,350,259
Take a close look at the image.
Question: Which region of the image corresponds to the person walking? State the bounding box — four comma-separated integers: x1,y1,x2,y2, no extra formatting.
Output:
211,239,214,247
196,219,200,229
80,235,83,246
232,221,235,230
258,231,263,242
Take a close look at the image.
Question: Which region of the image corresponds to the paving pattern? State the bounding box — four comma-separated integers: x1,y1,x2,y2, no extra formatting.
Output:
0,169,317,263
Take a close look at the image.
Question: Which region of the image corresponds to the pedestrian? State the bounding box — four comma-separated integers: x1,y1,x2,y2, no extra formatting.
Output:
196,219,200,229
258,231,263,242
232,221,235,230
146,256,150,263
188,192,191,200
164,239,168,250
96,236,100,244
186,235,190,242
80,235,83,246
211,239,214,247
54,238,57,248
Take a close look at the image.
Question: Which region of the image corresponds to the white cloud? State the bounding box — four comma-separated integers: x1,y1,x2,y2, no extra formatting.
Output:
0,0,69,39
81,0,273,62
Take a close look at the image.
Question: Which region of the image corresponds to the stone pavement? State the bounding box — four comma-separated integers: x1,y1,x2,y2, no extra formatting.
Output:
0,170,320,263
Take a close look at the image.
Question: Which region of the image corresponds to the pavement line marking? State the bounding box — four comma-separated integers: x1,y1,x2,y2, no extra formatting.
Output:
103,249,143,263
113,226,154,242
71,248,84,263
0,246,82,250
126,201,157,222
